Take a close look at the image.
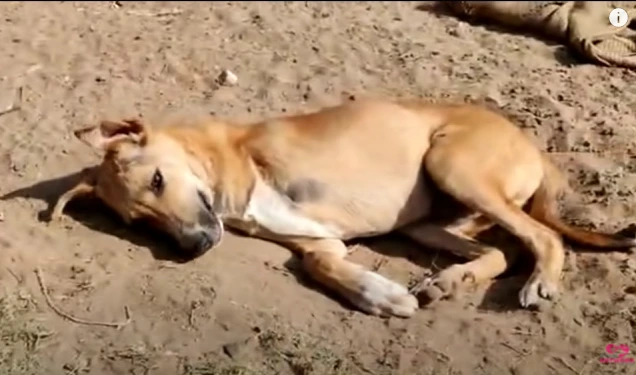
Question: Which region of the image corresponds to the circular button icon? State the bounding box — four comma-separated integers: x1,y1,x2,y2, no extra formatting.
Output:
609,8,629,27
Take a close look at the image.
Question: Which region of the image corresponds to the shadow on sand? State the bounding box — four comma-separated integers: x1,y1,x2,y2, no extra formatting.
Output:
1,169,188,263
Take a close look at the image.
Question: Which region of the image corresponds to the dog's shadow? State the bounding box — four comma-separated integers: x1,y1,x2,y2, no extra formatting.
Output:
1,170,188,263
2,170,537,314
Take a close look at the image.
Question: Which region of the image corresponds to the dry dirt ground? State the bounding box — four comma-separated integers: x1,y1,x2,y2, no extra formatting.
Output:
1,1,636,375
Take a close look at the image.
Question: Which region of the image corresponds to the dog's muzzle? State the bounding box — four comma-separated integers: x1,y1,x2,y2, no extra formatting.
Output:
179,209,224,257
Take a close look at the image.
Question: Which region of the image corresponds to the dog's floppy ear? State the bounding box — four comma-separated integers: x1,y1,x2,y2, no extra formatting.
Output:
74,118,149,152
50,167,98,221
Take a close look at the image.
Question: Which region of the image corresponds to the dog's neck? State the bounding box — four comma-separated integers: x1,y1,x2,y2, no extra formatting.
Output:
162,123,258,217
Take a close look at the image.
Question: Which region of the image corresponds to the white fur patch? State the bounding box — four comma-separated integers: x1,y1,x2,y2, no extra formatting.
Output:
242,179,341,238
356,269,419,317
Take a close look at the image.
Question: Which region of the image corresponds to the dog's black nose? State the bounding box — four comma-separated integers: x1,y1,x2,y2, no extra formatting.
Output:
182,228,222,258
192,231,213,254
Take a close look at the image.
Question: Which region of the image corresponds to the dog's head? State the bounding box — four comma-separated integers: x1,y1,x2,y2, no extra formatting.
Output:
54,119,224,258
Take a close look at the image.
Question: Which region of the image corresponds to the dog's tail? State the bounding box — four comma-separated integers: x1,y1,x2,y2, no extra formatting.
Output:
528,155,635,250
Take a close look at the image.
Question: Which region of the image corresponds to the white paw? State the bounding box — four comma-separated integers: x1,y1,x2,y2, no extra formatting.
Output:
519,271,559,308
353,270,418,318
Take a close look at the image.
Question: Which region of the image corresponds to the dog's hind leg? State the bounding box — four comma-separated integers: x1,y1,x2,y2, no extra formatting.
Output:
424,128,565,309
400,215,517,304
282,238,418,318
444,213,495,239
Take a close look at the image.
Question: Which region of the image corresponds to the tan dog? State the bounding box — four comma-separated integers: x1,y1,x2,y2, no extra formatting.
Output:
51,99,635,318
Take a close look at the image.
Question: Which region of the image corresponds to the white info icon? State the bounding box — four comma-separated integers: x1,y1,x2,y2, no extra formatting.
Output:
609,8,629,27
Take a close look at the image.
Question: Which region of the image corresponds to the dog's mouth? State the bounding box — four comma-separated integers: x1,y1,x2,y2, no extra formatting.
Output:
133,215,223,261
176,205,225,257
140,218,223,258
174,215,225,258
179,227,223,257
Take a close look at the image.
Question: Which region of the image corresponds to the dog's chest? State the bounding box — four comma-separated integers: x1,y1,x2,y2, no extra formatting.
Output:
239,180,341,238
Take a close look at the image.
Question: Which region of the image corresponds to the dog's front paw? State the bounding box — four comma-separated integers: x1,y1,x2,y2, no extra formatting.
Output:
519,270,559,309
44,208,65,223
352,270,418,318
410,265,475,305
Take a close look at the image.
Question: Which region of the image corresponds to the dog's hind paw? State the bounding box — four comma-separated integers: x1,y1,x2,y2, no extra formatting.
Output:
353,270,418,318
410,265,476,305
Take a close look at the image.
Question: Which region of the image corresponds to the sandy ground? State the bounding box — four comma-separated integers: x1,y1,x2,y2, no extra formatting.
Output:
1,1,636,374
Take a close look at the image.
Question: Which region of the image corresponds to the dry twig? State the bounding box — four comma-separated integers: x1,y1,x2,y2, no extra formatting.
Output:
126,8,183,17
0,86,22,117
501,342,524,356
35,267,132,329
6,267,22,283
371,256,388,272
554,356,578,374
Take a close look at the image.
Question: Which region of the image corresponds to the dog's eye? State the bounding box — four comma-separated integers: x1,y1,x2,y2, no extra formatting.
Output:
198,190,213,212
150,169,164,194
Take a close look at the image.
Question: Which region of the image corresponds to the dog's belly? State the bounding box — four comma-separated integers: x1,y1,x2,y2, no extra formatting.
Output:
324,173,435,240
231,171,434,241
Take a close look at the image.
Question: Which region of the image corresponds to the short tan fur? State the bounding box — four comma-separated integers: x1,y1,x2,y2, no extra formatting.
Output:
52,99,635,317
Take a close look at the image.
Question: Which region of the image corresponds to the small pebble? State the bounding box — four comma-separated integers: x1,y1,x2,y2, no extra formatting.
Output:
222,337,254,359
218,70,238,86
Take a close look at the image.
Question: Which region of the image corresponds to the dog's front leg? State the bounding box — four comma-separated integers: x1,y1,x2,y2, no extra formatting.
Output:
282,238,418,318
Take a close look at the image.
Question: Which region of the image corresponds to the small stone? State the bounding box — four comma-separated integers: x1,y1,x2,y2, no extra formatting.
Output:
223,340,246,359
0,212,4,221
573,317,583,326
218,70,238,86
485,93,505,107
